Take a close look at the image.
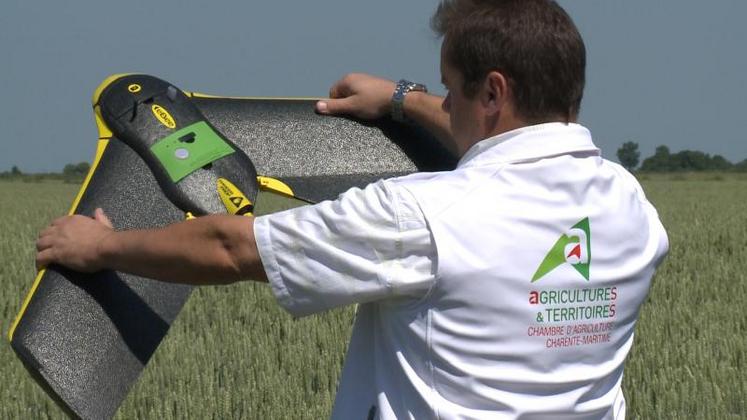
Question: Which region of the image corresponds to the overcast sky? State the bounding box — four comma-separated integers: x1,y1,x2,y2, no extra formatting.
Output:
1,0,745,172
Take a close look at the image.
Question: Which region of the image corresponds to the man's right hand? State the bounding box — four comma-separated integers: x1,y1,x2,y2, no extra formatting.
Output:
315,73,396,120
316,72,457,156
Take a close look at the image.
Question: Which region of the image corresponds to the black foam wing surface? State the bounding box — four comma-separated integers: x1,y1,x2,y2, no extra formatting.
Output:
9,80,456,420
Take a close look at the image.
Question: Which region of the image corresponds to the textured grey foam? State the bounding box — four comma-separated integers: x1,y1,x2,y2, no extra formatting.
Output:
195,98,455,178
10,96,455,420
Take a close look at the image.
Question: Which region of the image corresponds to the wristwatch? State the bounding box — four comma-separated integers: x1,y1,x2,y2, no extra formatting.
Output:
391,79,428,122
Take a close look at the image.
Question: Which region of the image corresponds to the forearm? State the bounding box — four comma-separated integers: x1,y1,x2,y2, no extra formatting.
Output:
100,215,267,285
403,91,457,156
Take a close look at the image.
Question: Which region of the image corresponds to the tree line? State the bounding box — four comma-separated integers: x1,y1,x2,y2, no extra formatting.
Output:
0,162,91,182
3,145,746,183
616,142,747,172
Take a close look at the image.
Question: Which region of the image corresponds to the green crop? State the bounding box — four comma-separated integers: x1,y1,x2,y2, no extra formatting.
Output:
1,174,745,419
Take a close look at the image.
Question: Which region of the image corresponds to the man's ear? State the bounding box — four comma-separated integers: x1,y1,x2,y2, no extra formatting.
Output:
482,71,509,116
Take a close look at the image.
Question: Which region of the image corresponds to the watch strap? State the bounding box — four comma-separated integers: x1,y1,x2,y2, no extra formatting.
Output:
391,79,427,122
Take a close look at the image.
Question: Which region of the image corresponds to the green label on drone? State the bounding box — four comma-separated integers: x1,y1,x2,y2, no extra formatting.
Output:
150,121,235,183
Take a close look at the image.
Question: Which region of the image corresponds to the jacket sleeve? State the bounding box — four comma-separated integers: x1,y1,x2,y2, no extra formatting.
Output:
253,179,436,317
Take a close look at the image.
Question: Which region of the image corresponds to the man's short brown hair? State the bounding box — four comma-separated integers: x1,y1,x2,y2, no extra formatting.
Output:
432,0,586,122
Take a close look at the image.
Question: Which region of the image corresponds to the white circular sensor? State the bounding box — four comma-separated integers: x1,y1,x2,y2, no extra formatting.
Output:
174,148,190,160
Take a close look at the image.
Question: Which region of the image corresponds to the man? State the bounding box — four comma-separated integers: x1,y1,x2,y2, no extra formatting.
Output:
36,0,668,418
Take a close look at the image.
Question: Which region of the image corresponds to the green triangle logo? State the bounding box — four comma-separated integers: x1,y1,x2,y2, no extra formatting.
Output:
531,217,591,282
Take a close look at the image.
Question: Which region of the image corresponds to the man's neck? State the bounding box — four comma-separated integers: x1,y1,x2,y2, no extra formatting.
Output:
460,114,531,155
481,114,575,145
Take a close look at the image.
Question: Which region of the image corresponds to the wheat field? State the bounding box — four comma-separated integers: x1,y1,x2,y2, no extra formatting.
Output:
1,174,745,419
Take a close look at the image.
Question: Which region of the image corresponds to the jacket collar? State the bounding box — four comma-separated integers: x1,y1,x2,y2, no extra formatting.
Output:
457,123,600,168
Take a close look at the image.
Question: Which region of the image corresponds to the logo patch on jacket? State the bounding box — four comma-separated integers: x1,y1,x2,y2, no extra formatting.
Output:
531,217,591,282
